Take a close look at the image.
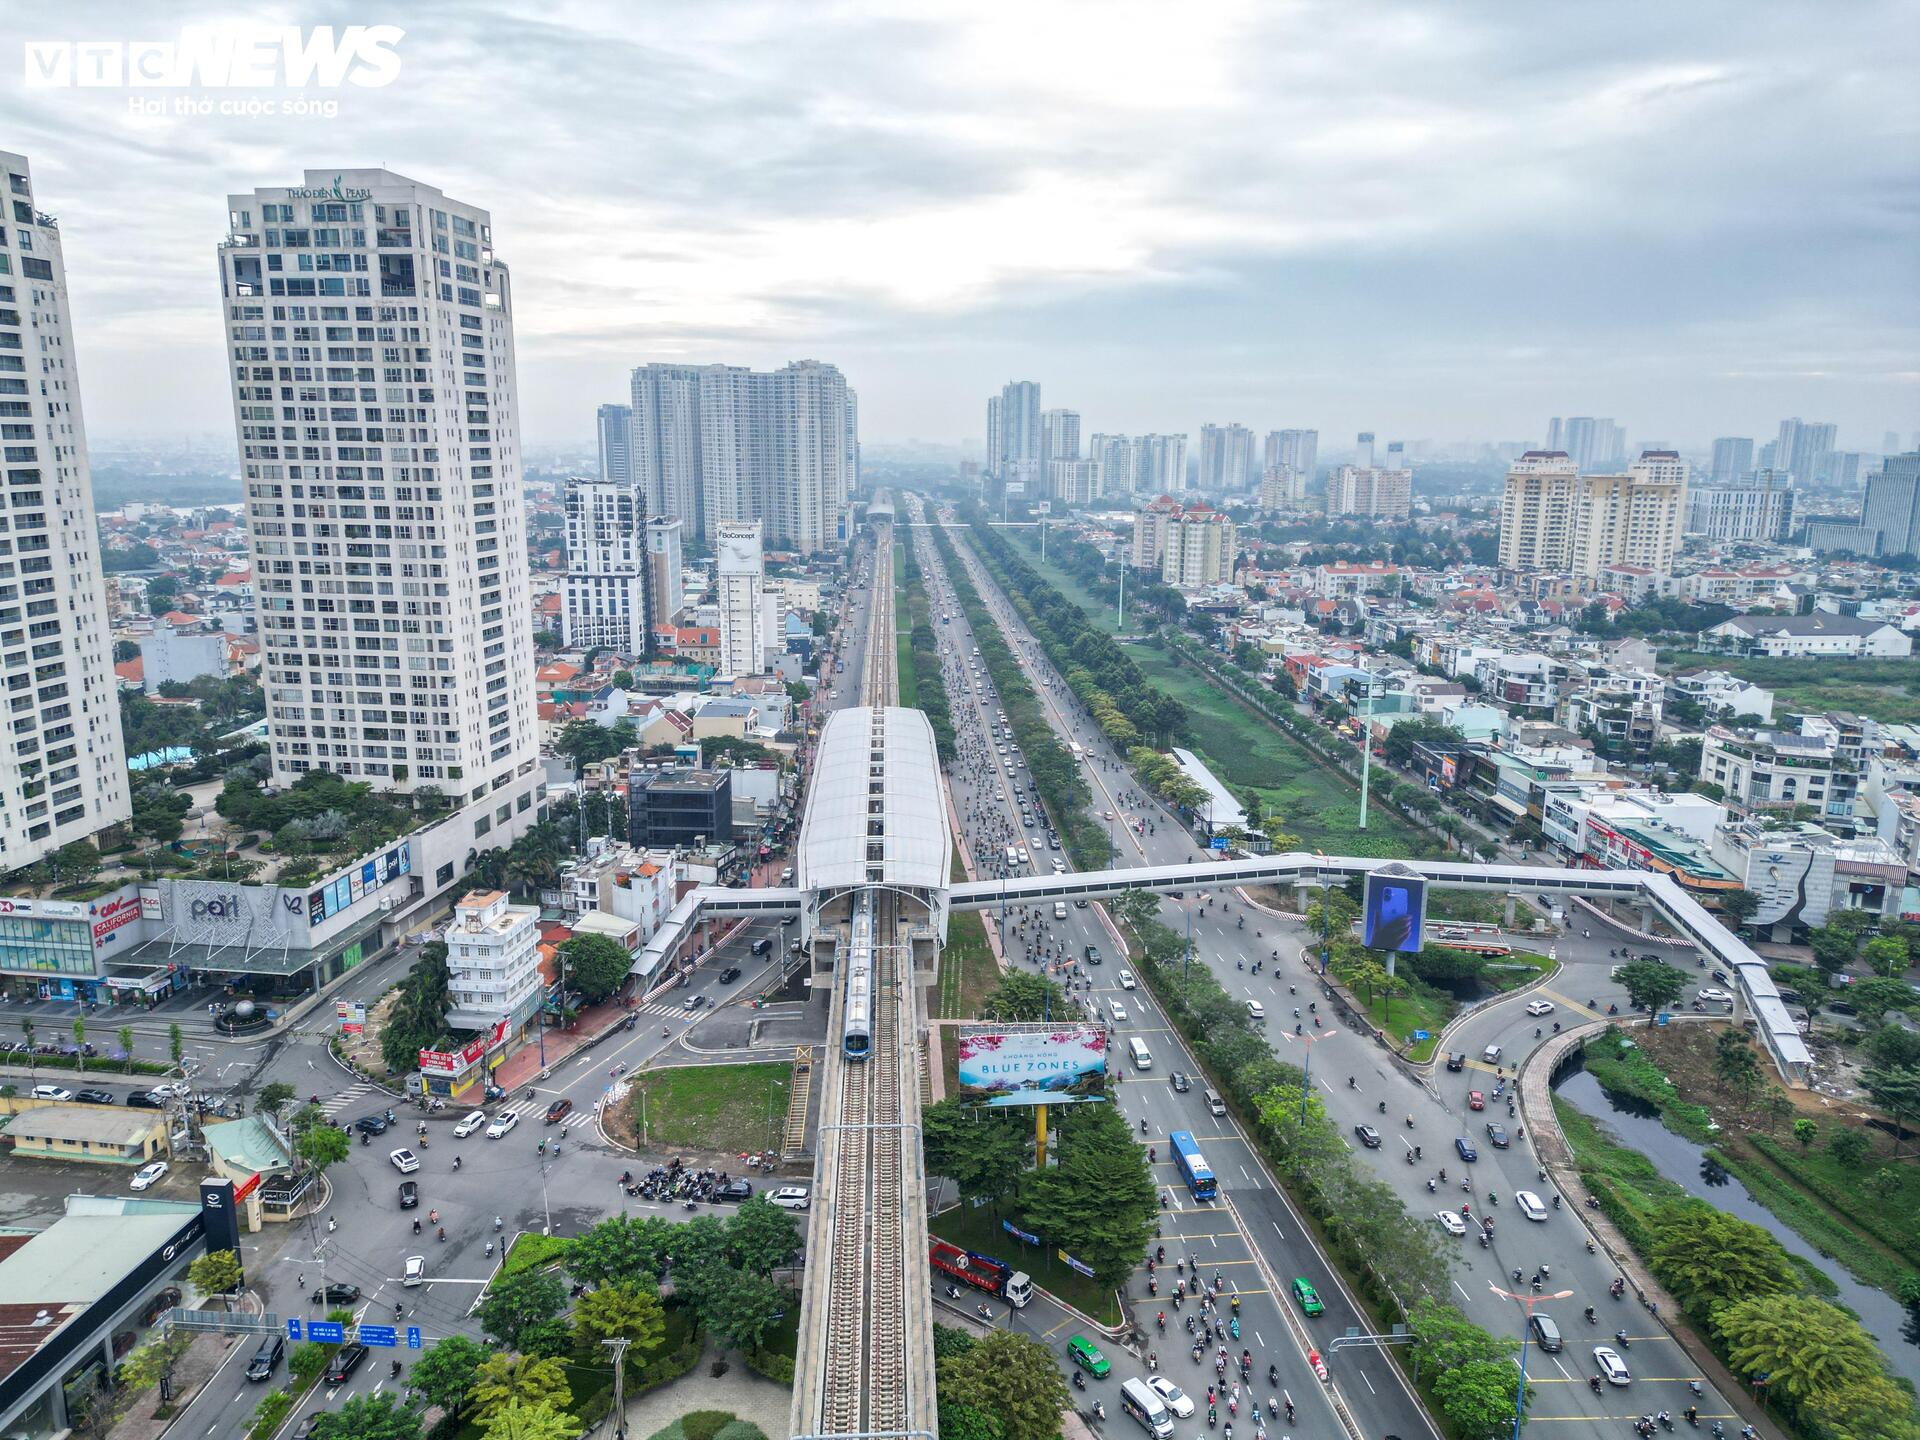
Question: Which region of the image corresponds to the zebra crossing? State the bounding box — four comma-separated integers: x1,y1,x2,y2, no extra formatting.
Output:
634,1000,696,1018
318,1081,375,1117
492,1097,597,1130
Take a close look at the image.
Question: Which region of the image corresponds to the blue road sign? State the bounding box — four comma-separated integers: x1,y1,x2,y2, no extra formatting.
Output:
1412,1030,1430,1041
306,1321,346,1344
407,1327,423,1350
285,1318,303,1341
356,1325,398,1348
1209,835,1229,851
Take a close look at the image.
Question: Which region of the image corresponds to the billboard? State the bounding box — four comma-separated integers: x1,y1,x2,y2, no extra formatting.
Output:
956,1026,1107,1108
1363,870,1426,953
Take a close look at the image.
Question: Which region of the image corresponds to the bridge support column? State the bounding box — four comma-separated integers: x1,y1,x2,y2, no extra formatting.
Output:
1636,900,1656,935
1504,892,1518,928
1296,883,1313,914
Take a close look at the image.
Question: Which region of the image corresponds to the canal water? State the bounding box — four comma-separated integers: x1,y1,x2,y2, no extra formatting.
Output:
1554,1068,1920,1387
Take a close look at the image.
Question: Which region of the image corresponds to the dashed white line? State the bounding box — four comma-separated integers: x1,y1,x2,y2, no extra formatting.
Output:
1271,1221,1286,1241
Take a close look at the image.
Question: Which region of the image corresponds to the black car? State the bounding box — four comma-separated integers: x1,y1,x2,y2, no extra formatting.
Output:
141,1286,182,1325
1354,1124,1383,1149
398,1180,419,1209
1485,1122,1509,1148
1084,945,1102,965
1169,1072,1192,1093
1445,1053,1466,1072
719,966,741,984
73,1088,115,1105
324,1343,368,1385
310,1283,361,1306
717,1179,754,1202
125,1091,166,1109
245,1336,285,1382
353,1114,390,1135
781,913,797,926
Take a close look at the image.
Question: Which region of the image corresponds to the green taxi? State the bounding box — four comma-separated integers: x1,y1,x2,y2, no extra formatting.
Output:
1066,1334,1111,1377
1290,1277,1324,1316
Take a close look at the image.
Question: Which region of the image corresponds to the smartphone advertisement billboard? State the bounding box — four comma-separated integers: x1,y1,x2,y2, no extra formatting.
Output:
1363,870,1426,953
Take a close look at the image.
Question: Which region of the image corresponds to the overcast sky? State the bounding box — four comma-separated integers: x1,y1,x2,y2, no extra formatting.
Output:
5,0,1916,454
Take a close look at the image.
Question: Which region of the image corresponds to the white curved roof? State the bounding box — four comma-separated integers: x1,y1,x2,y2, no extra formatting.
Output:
796,706,951,893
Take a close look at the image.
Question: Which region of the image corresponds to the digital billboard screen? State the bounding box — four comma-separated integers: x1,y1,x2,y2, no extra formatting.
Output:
956,1026,1107,1108
1363,871,1426,953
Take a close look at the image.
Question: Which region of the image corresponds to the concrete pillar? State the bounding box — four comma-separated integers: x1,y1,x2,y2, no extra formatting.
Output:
1636,901,1655,936
1296,883,1313,914
1503,893,1518,929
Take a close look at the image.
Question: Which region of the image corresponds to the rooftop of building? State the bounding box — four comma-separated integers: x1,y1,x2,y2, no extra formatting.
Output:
797,706,951,894
5,1105,166,1146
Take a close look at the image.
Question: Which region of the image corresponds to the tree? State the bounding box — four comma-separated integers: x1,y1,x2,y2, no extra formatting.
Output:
313,1392,422,1440
1408,1297,1512,1370
939,1403,1005,1440
469,1352,573,1422
1646,1204,1795,1315
256,1081,296,1117
408,1333,488,1415
1715,1295,1886,1405
1616,959,1686,1021
1827,1129,1871,1169
297,1118,351,1172
116,1024,135,1071
290,1340,333,1387
189,1249,244,1308
1715,888,1761,928
118,1328,194,1404
922,1100,1030,1210
1109,888,1159,934
169,1022,184,1070
1861,936,1910,979
1714,1029,1762,1105
481,1399,578,1440
73,1016,87,1072
572,1282,666,1353
1860,1065,1920,1156
611,669,636,690
977,971,1067,1023
1848,978,1919,1026
1433,1360,1528,1440
1793,1117,1818,1149
558,933,633,1005
53,840,102,884
1016,1101,1158,1292
476,1270,569,1352
693,1268,789,1351
725,1194,804,1272
567,1213,675,1287
936,1329,1073,1440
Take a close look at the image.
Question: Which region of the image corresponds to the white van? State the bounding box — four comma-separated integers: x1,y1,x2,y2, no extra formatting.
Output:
1120,1377,1175,1439
1128,1037,1153,1071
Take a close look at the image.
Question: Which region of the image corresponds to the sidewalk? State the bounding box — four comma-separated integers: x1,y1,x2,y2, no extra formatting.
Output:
613,1344,790,1440
491,997,637,1092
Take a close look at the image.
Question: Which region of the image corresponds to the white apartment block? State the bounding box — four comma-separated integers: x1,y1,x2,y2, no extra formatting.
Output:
1328,464,1412,520
1040,408,1080,478
1685,478,1793,542
1499,451,1581,571
1162,506,1235,587
716,518,765,676
1050,460,1102,505
1091,433,1186,495
1259,466,1306,510
630,360,851,553
0,152,130,870
643,516,685,632
1500,450,1685,579
442,888,543,1031
219,168,540,809
561,476,646,653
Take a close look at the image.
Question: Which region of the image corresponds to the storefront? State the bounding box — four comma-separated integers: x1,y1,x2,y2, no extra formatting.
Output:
0,899,106,1006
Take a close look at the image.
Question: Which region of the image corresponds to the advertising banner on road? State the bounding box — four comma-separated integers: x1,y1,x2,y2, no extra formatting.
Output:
1363,869,1426,954
957,1025,1106,1108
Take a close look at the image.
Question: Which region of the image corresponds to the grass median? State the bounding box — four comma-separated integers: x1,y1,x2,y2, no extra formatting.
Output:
932,1199,1122,1326
627,1063,790,1156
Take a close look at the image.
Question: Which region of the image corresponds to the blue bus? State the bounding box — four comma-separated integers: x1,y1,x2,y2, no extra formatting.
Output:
1169,1130,1217,1202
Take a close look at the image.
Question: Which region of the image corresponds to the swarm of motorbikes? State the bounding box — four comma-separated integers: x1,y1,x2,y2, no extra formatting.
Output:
619,1157,732,1205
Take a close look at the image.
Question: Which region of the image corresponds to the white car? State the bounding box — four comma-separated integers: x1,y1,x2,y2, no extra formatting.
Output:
1148,1377,1195,1419
1108,999,1129,1023
389,1148,420,1174
149,1081,192,1099
29,1085,73,1101
1515,1190,1549,1221
130,1161,169,1191
769,1186,811,1211
486,1111,519,1140
1246,1000,1266,1020
1593,1345,1631,1386
453,1110,487,1138
1524,999,1555,1016
1698,987,1733,1004
1118,970,1137,991
1435,1210,1467,1236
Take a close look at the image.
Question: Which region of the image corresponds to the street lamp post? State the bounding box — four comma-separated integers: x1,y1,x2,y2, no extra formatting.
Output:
1490,1279,1573,1440
1295,1029,1327,1128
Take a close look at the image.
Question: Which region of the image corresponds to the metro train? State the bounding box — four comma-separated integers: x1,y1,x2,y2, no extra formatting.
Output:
842,892,875,1060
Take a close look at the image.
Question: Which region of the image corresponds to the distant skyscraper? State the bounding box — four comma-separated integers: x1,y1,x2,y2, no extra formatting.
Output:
629,361,851,552
1545,417,1625,472
1355,432,1376,469
219,167,537,801
715,519,765,675
562,477,648,653
644,516,685,636
845,389,861,495
0,151,130,870
1885,431,1902,456
1266,429,1318,481
1859,453,1920,558
597,403,634,486
1774,417,1837,482
987,381,1042,487
1709,437,1753,483
1050,460,1103,505
1199,424,1254,491
1089,434,1185,495
1040,408,1081,495
1259,467,1306,510
1503,451,1685,578
1500,452,1582,572
1088,434,1136,494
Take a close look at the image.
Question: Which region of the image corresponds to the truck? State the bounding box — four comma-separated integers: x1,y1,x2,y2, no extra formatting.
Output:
930,1239,1033,1307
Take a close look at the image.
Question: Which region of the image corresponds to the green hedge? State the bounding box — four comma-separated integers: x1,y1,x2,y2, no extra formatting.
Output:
501,1231,570,1277
0,1052,171,1077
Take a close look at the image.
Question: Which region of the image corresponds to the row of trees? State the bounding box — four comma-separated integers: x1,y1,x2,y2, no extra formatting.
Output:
899,537,957,760
935,1324,1073,1440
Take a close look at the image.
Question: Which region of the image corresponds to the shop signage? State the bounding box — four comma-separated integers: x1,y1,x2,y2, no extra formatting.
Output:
0,897,86,919
140,886,165,920
91,895,143,942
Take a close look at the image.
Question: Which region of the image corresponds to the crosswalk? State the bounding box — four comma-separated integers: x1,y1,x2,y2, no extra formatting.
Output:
319,1081,375,1118
319,1081,594,1131
634,1000,696,1018
492,1097,597,1130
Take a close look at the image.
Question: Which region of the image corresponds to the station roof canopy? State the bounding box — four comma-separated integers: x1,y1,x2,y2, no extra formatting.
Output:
796,706,951,894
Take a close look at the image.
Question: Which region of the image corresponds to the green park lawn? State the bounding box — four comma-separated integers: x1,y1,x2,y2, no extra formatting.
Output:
629,1063,789,1156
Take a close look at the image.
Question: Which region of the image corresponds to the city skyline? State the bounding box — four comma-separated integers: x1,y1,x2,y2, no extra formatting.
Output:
2,1,1914,451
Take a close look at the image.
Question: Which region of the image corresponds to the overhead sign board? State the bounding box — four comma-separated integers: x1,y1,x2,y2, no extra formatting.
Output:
956,1025,1107,1108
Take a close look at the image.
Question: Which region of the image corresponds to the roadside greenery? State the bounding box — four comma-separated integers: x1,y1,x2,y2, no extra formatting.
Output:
934,1325,1074,1440
898,535,956,759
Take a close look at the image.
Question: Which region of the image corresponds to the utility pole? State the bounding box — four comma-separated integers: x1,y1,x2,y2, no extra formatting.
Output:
1357,669,1376,830
602,1337,632,1439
